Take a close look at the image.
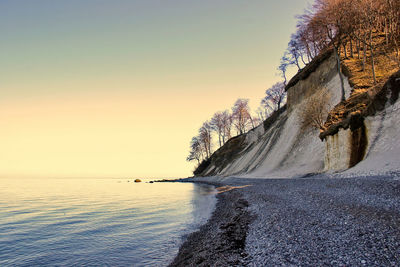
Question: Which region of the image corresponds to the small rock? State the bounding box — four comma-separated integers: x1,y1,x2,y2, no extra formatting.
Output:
134,179,142,183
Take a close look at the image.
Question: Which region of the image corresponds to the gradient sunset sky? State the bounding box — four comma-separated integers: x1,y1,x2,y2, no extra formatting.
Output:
1,0,310,178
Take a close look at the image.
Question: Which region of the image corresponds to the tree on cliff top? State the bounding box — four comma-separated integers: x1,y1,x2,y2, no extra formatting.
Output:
222,110,233,141
199,121,213,159
210,110,232,148
312,0,351,101
232,99,252,135
261,82,287,115
186,136,203,165
286,0,400,100
187,121,214,166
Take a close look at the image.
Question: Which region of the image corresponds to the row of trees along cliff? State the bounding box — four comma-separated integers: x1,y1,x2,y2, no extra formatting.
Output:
186,92,286,166
187,0,400,169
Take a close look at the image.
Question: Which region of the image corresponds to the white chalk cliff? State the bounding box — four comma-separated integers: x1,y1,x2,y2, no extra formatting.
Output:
196,52,400,178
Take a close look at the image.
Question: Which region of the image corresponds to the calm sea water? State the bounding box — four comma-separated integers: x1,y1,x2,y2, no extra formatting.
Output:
0,178,217,266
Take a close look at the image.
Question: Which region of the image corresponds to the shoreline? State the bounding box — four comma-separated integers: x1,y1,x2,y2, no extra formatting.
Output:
168,175,400,266
168,179,254,267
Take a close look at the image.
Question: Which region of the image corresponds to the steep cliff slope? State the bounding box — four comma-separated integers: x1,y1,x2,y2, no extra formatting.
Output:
196,52,352,178
324,70,400,176
195,51,400,178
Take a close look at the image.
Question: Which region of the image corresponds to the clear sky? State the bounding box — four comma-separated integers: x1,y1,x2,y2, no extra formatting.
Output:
0,0,310,179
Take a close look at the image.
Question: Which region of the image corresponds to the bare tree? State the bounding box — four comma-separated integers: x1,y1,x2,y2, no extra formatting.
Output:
261,82,287,114
256,106,266,122
222,111,233,141
249,115,262,129
188,112,232,164
287,34,303,70
313,0,351,101
278,54,290,86
199,121,213,158
356,0,379,83
284,0,400,97
298,90,332,131
231,99,252,135
186,136,204,165
210,112,226,148
296,10,329,62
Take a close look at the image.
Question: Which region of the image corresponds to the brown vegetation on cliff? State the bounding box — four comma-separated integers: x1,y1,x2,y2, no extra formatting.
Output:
320,35,400,140
320,69,400,140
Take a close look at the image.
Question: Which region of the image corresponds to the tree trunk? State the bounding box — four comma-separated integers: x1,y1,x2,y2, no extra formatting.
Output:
334,45,346,102
343,43,348,59
313,42,318,58
240,114,244,135
350,39,354,58
385,19,389,46
300,54,307,65
362,36,367,72
282,72,287,87
250,117,255,129
295,56,301,70
209,136,212,156
369,31,377,84
226,126,231,140
394,37,400,59
357,39,361,59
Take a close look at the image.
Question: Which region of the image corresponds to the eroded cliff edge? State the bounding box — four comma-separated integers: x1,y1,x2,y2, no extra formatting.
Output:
195,51,400,178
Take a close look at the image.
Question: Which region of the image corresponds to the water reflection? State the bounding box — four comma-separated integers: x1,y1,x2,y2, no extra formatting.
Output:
190,184,217,230
0,178,216,266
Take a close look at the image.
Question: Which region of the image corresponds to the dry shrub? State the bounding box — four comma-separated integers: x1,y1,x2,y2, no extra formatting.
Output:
298,89,331,131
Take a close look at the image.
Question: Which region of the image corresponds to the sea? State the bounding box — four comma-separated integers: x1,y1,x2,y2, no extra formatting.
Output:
0,178,217,266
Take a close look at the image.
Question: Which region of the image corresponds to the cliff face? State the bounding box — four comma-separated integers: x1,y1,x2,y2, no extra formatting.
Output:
197,52,350,178
324,126,367,172
324,71,400,176
195,53,400,178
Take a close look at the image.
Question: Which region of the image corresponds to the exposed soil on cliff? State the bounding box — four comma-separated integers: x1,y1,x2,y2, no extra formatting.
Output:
320,70,400,141
321,36,400,141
